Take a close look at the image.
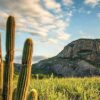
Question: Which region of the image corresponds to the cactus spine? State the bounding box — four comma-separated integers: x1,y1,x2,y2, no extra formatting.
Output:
27,89,38,100
3,16,15,100
0,33,3,99
15,39,33,100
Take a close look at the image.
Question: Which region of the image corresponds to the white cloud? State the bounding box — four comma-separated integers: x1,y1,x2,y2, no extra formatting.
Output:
79,31,94,38
0,0,71,42
78,7,92,15
48,38,58,44
0,11,8,18
63,0,73,6
66,11,73,17
84,0,100,7
44,0,61,10
38,37,58,44
97,13,100,18
58,33,71,41
14,55,47,63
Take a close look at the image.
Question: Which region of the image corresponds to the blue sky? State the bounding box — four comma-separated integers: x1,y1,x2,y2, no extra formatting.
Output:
0,0,100,63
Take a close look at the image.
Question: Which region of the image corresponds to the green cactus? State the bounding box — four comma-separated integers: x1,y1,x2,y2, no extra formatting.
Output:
1,15,36,100
0,34,3,98
27,89,38,100
3,16,15,100
15,38,33,100
12,88,16,100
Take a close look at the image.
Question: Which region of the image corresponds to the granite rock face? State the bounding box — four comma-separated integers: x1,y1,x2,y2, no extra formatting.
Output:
32,39,100,77
57,39,100,62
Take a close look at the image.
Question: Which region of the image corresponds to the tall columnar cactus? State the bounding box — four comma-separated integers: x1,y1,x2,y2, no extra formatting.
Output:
1,15,36,100
3,16,15,100
13,88,16,100
27,89,38,100
0,34,3,98
15,38,33,100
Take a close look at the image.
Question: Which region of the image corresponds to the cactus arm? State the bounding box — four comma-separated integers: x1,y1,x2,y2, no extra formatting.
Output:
27,89,38,100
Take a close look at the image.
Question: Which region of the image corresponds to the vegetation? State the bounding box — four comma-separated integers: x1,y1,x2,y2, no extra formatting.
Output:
14,76,100,100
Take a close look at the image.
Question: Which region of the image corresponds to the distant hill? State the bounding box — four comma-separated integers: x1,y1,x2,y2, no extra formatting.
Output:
32,39,100,77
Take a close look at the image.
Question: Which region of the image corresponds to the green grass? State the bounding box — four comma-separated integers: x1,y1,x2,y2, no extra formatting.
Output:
14,76,100,100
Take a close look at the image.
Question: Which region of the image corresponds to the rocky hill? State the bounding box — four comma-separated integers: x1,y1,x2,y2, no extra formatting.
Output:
32,39,100,77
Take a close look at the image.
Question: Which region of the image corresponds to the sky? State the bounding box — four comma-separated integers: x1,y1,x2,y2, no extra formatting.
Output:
0,0,100,63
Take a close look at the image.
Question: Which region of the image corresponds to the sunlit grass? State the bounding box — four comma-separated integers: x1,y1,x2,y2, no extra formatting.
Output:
14,76,100,100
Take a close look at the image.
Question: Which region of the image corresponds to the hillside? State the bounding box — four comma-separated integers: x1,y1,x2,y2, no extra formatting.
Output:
32,39,100,77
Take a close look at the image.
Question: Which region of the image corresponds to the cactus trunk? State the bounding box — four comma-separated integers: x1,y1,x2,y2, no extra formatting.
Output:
3,16,15,100
15,39,33,100
0,34,3,99
27,89,38,100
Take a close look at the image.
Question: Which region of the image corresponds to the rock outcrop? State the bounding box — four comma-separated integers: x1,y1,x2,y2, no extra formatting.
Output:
32,39,100,77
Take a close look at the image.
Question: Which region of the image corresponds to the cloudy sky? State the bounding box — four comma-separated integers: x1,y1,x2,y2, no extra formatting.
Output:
0,0,100,63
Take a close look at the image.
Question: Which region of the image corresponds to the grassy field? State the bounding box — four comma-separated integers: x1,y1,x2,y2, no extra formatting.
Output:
14,76,100,100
